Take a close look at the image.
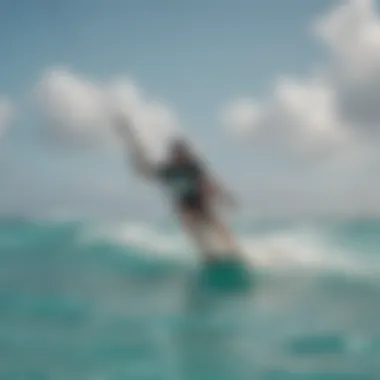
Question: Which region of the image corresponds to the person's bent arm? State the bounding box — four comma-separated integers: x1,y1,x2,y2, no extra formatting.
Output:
199,165,237,207
208,176,237,206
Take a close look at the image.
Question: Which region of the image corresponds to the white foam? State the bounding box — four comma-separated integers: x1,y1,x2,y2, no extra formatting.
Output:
83,222,196,261
240,230,355,270
83,221,377,275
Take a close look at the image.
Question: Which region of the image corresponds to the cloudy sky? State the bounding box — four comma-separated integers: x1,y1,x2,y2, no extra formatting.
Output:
1,0,380,221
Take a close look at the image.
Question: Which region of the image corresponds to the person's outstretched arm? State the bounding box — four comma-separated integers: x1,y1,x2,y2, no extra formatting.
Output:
114,115,157,179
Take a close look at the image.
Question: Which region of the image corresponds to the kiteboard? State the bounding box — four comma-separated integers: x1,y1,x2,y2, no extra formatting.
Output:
199,252,253,292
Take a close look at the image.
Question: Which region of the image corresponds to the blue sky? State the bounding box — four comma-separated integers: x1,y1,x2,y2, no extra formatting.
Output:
2,0,380,220
0,0,327,96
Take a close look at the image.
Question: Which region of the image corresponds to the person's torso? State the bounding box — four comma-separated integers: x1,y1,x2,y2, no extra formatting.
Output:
160,162,203,200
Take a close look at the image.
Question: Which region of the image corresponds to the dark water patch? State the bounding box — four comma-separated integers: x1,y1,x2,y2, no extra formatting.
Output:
263,370,374,380
285,334,346,356
0,371,48,380
0,293,88,329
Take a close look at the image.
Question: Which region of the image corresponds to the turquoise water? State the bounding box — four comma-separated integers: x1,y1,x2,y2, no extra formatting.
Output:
0,219,379,379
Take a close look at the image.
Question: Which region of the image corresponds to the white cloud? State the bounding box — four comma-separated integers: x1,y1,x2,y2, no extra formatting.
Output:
316,0,380,80
35,68,109,145
222,77,351,160
220,98,262,136
35,68,179,161
0,96,14,138
221,0,380,161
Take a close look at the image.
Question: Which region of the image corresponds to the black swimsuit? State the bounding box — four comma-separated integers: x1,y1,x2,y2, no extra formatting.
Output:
158,161,208,215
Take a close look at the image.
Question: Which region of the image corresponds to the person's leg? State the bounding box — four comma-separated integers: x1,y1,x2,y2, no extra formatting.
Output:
205,211,241,255
179,209,217,261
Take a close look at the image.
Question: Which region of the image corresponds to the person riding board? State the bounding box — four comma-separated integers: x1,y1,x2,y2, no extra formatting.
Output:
116,117,241,261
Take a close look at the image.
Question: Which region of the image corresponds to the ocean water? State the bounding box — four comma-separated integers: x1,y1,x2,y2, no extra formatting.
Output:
0,218,379,380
